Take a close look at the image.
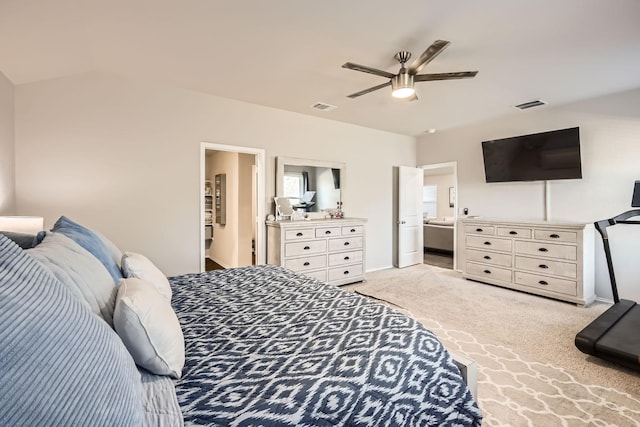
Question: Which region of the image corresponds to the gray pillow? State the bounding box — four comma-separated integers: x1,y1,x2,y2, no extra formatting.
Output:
0,235,143,426
0,231,45,249
28,232,117,327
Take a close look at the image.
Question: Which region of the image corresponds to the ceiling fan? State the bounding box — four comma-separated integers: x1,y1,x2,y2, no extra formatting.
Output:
342,40,478,100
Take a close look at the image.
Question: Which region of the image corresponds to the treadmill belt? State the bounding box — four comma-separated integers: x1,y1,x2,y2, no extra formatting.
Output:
596,305,640,368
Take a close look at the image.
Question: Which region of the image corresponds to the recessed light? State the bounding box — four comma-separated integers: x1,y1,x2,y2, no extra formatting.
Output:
424,129,436,134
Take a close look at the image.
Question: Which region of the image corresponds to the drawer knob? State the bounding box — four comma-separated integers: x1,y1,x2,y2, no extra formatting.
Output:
303,246,310,250
483,269,491,274
476,228,483,232
343,270,349,275
483,241,491,246
325,230,332,234
538,247,549,252
538,264,549,269
549,234,560,239
539,280,549,285
344,242,350,246
483,255,491,260
344,256,350,260
296,232,303,237
509,231,518,235
351,228,356,232
303,262,310,266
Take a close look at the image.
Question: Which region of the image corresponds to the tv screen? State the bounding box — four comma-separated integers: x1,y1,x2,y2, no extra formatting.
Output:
482,127,582,183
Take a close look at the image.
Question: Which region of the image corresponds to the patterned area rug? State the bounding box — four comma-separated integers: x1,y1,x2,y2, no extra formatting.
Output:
346,265,640,426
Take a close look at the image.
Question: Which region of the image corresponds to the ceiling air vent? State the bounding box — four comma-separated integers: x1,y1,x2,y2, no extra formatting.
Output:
514,99,547,110
310,102,337,112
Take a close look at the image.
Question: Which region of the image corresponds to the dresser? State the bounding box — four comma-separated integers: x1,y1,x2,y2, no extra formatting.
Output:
266,218,367,286
461,218,595,306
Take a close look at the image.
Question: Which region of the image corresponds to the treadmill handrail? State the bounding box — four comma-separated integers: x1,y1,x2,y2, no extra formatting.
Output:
594,209,640,304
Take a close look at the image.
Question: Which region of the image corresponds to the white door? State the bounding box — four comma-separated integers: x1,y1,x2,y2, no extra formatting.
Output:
397,166,424,268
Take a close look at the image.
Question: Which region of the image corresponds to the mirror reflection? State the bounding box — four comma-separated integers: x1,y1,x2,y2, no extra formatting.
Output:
276,157,344,213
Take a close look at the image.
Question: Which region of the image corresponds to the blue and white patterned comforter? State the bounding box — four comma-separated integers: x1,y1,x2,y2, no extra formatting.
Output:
170,265,482,426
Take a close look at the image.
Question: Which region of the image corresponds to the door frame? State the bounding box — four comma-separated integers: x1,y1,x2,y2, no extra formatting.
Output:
419,161,459,271
200,142,266,272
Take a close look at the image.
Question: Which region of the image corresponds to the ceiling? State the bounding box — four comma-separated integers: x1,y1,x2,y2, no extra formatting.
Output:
1,0,639,136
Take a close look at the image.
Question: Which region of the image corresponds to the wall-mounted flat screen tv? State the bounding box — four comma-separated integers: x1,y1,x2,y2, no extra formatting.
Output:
482,127,582,183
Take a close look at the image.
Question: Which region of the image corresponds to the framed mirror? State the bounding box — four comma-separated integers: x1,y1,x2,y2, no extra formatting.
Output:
276,156,345,214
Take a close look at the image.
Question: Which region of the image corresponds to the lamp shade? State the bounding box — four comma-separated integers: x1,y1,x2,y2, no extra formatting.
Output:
0,216,45,234
391,73,415,99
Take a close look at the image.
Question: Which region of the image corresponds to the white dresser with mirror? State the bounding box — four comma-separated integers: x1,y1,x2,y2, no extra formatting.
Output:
266,218,367,286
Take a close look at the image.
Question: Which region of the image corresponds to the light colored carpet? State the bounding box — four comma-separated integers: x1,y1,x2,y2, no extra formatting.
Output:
345,264,640,426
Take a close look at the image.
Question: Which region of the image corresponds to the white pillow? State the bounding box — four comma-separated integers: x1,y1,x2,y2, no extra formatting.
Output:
113,278,185,378
28,232,117,326
121,252,172,300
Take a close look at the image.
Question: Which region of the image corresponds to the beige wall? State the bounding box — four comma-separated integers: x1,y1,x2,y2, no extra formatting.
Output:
417,88,640,301
14,72,415,275
238,153,254,266
0,71,15,214
207,151,238,268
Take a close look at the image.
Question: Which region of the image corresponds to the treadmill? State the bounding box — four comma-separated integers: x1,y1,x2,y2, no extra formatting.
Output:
575,181,640,371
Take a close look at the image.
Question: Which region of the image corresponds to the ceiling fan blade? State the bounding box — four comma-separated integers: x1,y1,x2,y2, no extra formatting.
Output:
342,62,396,79
407,40,451,74
414,71,478,82
346,81,391,98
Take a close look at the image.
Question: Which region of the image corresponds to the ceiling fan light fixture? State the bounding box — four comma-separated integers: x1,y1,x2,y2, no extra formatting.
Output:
391,73,415,99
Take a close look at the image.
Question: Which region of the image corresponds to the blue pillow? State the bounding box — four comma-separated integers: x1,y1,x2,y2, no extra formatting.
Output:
0,235,143,426
51,216,123,282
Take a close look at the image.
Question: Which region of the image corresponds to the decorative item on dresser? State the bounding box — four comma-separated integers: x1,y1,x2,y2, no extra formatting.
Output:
266,218,366,286
461,218,595,306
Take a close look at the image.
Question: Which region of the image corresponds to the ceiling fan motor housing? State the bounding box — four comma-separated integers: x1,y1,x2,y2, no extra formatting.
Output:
394,51,412,64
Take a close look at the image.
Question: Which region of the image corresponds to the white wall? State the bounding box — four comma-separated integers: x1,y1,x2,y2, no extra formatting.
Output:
0,71,15,214
423,173,455,219
417,88,640,301
14,72,415,275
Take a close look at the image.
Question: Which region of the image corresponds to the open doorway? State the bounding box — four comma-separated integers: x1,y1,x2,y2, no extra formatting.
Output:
420,162,458,270
200,143,265,272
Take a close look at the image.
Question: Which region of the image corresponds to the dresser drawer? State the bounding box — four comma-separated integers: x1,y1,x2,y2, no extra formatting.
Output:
466,262,512,283
515,271,577,296
464,224,495,236
316,227,341,238
533,229,578,243
285,255,327,272
328,237,363,252
515,256,577,279
514,241,577,260
466,235,512,252
466,249,512,268
304,269,327,282
328,264,364,282
496,226,532,239
328,250,363,266
284,228,315,240
342,225,364,236
285,240,327,257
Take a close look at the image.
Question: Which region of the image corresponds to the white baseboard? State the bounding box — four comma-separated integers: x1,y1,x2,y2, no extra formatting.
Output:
365,265,394,273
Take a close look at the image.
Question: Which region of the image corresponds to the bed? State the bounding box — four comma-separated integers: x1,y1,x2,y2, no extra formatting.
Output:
0,216,481,427
170,265,481,426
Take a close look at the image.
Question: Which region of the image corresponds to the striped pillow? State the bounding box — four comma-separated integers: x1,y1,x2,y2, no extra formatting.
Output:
0,235,143,426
